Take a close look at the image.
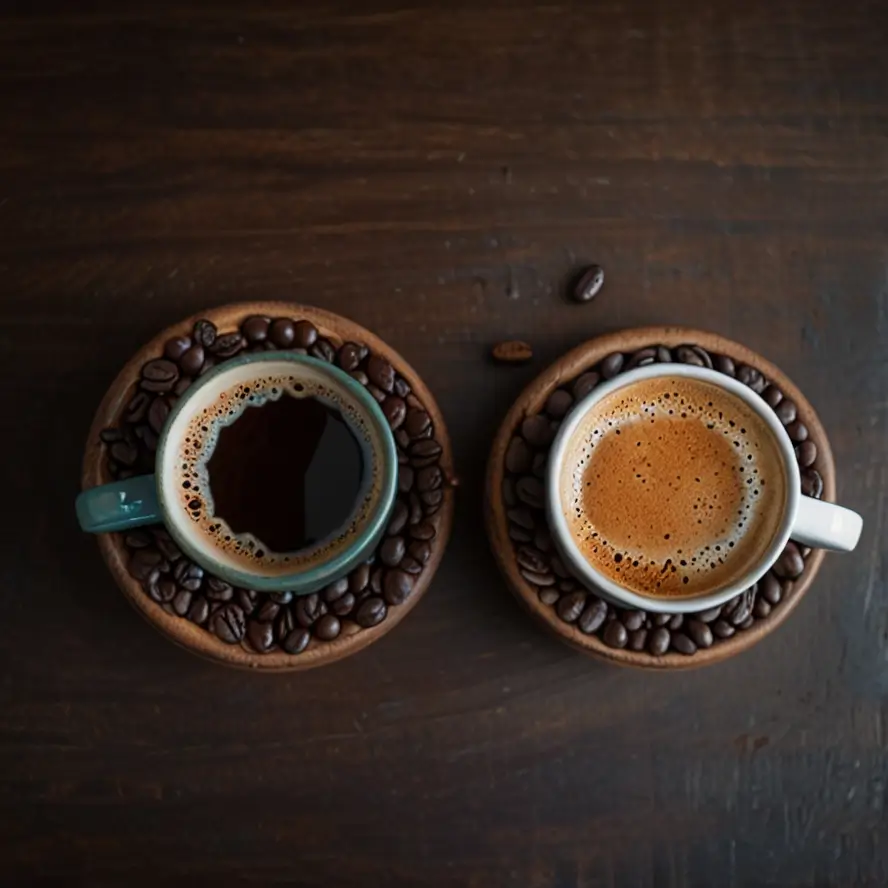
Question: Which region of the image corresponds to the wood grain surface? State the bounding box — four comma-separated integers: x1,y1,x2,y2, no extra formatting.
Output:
1,1,886,885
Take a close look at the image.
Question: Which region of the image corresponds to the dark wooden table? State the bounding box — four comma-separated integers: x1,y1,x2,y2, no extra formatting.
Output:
2,2,886,885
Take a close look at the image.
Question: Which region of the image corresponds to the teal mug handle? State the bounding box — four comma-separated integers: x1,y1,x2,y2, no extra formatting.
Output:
76,475,162,533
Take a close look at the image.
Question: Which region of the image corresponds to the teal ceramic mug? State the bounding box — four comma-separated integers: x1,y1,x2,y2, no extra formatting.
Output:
76,352,399,595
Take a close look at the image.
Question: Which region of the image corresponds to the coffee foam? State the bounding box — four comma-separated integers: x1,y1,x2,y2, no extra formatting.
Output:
172,372,378,577
561,376,786,599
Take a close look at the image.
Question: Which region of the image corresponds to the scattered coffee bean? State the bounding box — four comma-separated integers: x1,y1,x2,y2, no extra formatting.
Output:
737,364,766,393
557,592,586,623
398,466,415,494
572,264,605,303
416,465,443,492
124,530,153,549
129,548,166,582
111,440,139,467
656,346,674,363
267,318,296,347
206,578,234,602
492,340,533,363
667,614,684,631
400,556,423,575
520,568,556,587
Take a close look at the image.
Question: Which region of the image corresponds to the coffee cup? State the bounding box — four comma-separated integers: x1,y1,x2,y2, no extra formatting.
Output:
76,352,398,595
546,364,862,614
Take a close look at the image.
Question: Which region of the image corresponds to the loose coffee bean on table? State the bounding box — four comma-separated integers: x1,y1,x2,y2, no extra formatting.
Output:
571,265,605,303
491,340,533,364
102,313,447,656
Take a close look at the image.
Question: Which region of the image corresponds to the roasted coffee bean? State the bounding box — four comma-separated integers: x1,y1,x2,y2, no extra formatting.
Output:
507,507,535,530
656,346,673,363
408,492,423,525
692,346,713,369
532,452,547,482
603,620,628,649
505,437,533,474
153,578,177,604
270,590,294,605
237,589,257,614
193,320,217,349
712,619,735,639
187,596,210,625
652,613,671,627
394,376,411,397
349,563,371,594
398,466,415,494
753,597,772,619
512,476,542,510
517,545,548,574
174,560,204,592
531,527,551,555
572,264,604,303
110,440,138,466
774,542,805,579
502,478,517,507
134,423,158,452
492,340,533,363
125,391,151,423
331,593,355,617
400,556,423,575
714,355,736,377
421,489,443,513
125,530,153,549
551,556,570,578
544,389,574,419
172,589,192,616
404,408,432,439
416,465,443,492
737,364,766,393
206,578,234,601
282,627,310,654
539,587,560,606
667,614,684,631
141,359,180,392
367,355,395,392
396,446,409,466
626,347,658,370
256,600,280,623
622,610,645,632
557,592,586,623
335,342,361,371
410,521,436,542
572,371,600,400
366,383,387,402
177,344,204,377
386,499,409,536
578,599,607,634
148,397,171,435
762,384,784,408
382,396,407,429
786,420,809,442
600,352,624,379
380,536,406,567
247,619,275,652
520,568,555,587
356,597,387,628
676,346,705,367
100,427,125,444
314,614,341,641
801,468,823,498
293,320,318,348
295,594,326,627
648,627,671,655
671,633,697,655
268,318,296,347
384,569,413,605
737,615,755,630
154,533,182,563
129,548,166,581
212,604,246,644
520,415,553,449
407,540,431,565
796,440,818,468
409,438,443,467
760,572,783,605
692,605,722,623
686,620,713,649
173,377,192,397
621,628,645,652
242,315,270,343
310,339,336,363
370,567,384,595
320,578,349,604
775,398,798,425
164,335,192,361
275,607,296,641
729,591,754,626
210,332,245,358
351,370,369,386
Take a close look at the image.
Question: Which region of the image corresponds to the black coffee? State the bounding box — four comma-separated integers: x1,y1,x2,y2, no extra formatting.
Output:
207,395,363,553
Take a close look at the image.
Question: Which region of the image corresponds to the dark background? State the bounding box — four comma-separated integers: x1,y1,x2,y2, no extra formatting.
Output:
1,1,886,885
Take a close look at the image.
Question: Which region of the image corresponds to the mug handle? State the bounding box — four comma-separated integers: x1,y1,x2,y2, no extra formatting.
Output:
76,474,162,533
791,496,863,552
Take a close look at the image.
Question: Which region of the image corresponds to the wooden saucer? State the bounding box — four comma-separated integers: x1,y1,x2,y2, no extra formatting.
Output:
81,302,454,671
485,327,835,669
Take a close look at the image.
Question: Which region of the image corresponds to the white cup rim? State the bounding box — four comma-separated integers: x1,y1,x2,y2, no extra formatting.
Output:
545,364,801,614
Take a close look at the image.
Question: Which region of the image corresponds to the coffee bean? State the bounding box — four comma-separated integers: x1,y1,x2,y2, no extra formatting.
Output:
269,591,293,605
193,320,217,349
173,378,192,397
622,610,645,632
349,563,371,594
801,468,823,498
356,597,387,628
505,437,533,474
520,415,552,449
572,264,604,303
134,423,158,452
386,499,409,536
187,596,210,625
110,440,138,466
648,627,671,655
171,588,192,616
247,619,275,652
129,548,166,581
350,370,369,386
667,614,684,631
712,619,735,639
686,620,713,648
164,335,192,361
775,398,798,425
507,507,535,530
384,569,413,605
409,439,443,468
257,600,280,622
652,613,671,627
398,466,415,493
410,521,436,542
380,536,406,567
394,376,411,398
141,359,180,393
539,587,560,605
572,371,600,401
671,633,697,655
407,540,431,565
729,590,754,625
421,489,443,513
515,476,544,509
210,333,246,358
714,355,735,376
491,340,533,363
656,346,673,363
628,628,648,651
173,559,203,592
551,556,569,579
370,567,384,595
206,578,234,601
367,355,395,392
212,604,246,644
737,364,766,393
578,599,607,634
603,621,628,649
416,465,443,492
404,408,431,439
600,352,624,379
557,592,586,623
154,578,176,604
762,385,784,408
366,383,387,403
268,318,296,347
125,530,153,549
797,440,817,468
626,347,658,370
331,593,355,616
314,614,341,641
520,568,556,587
753,597,772,619
545,389,574,419
310,339,336,363
691,346,714,369
382,396,407,429
295,594,326,627
282,628,310,654
517,545,548,574
275,606,296,642
148,397,171,435
786,420,809,442
100,427,125,445
676,346,705,367
737,615,755,630
760,572,783,605
774,542,805,579
399,555,422,575
242,315,270,343
293,320,318,349
408,492,423,525
125,391,151,423
693,605,722,623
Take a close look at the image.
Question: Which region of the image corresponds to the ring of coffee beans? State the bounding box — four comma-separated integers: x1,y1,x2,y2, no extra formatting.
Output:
94,309,453,664
490,333,832,667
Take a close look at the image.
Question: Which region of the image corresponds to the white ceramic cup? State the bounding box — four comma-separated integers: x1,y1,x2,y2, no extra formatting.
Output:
546,364,863,614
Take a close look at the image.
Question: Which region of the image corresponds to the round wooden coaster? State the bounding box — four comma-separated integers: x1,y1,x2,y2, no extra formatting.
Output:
485,327,836,670
82,302,455,671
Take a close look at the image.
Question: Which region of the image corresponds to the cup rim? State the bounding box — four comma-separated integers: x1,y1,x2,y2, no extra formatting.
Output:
155,350,398,593
545,364,801,614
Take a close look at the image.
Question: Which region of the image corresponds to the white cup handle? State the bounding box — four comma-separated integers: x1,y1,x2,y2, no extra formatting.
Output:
791,496,863,552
